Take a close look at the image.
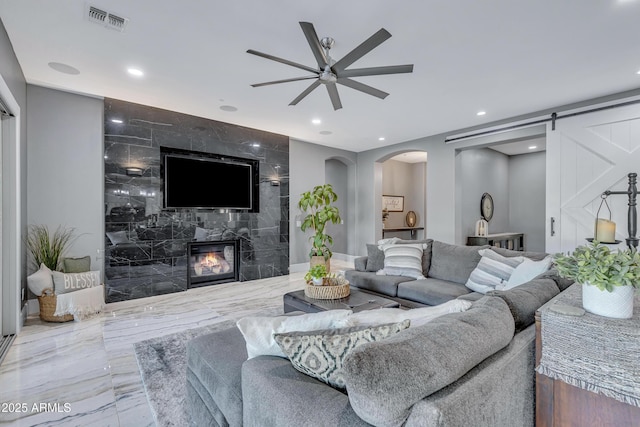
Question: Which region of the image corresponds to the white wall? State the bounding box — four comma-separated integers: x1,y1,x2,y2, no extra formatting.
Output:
26,85,104,280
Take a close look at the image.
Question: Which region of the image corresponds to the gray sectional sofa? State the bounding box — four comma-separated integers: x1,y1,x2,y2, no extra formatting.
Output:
186,240,572,427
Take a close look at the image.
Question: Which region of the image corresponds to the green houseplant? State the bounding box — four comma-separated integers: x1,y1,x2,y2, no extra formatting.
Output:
304,264,328,286
554,241,640,318
298,184,342,269
25,224,76,272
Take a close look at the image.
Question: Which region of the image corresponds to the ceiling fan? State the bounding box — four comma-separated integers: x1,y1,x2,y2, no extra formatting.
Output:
247,22,414,110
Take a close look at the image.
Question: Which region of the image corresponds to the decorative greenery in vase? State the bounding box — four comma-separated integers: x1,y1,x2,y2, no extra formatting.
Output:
554,241,640,292
298,184,342,260
25,224,76,272
304,264,328,285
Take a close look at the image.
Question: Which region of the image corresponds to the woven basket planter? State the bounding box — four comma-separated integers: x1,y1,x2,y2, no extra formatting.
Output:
38,288,73,323
304,282,350,300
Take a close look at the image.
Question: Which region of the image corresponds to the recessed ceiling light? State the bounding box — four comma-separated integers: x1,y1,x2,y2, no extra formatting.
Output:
312,118,321,125
529,145,537,150
48,62,80,75
127,68,144,77
477,111,486,116
220,105,238,112
111,119,123,124
378,137,385,141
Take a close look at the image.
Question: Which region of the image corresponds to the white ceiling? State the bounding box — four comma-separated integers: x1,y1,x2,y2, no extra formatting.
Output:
1,1,640,153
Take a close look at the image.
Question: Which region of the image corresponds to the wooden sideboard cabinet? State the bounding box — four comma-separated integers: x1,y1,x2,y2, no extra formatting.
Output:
535,289,640,427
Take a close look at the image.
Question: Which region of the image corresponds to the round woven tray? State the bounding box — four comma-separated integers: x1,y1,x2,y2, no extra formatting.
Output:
38,288,73,323
304,282,350,300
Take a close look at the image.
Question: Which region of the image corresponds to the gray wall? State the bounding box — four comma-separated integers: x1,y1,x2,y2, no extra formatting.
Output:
0,16,28,332
26,85,104,279
325,158,348,255
458,148,510,238
382,159,426,229
509,152,546,252
290,139,357,265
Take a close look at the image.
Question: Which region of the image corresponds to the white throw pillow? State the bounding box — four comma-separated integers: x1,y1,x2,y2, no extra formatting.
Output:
334,299,473,329
236,309,353,359
378,243,426,279
27,263,54,296
465,249,524,294
502,256,553,290
52,271,101,295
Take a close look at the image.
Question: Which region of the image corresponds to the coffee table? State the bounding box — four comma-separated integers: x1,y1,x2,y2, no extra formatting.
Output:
283,288,400,313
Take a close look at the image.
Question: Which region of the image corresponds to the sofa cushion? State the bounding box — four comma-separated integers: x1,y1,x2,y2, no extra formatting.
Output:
465,248,524,294
274,320,410,390
537,268,574,291
487,278,560,331
345,270,414,297
343,297,515,426
397,278,473,306
380,243,426,279
186,326,247,427
354,256,367,272
365,244,385,271
428,241,489,284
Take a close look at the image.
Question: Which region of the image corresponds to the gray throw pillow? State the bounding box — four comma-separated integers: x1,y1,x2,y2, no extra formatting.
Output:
274,320,410,390
487,278,560,331
365,244,385,272
62,256,91,273
428,241,490,284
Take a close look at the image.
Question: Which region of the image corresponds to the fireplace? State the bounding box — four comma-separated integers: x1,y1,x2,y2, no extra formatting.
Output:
187,240,239,288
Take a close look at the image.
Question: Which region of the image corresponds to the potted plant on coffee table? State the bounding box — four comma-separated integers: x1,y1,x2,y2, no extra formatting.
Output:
298,184,341,271
554,241,640,319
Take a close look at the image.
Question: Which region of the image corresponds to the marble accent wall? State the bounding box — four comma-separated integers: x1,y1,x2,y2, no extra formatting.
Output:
103,98,289,303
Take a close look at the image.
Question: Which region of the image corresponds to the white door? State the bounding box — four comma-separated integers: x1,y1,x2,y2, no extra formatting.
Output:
546,103,640,254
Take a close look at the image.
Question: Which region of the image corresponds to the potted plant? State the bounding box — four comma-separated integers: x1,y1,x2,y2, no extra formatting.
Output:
25,224,76,272
554,241,640,319
297,184,342,271
304,264,328,286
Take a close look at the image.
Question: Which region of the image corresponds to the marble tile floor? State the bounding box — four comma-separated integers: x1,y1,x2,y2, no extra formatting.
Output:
0,259,353,427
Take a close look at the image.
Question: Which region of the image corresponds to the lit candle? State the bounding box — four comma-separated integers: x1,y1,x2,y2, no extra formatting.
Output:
595,218,616,243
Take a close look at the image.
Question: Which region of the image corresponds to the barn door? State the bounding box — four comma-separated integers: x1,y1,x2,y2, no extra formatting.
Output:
546,103,640,254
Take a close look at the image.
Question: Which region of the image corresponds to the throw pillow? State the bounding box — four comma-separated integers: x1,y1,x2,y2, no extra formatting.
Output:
378,243,425,279
428,241,490,284
26,263,54,296
334,299,472,329
52,271,101,295
365,243,385,272
465,249,524,294
274,320,410,390
106,230,131,246
236,310,353,359
62,256,91,273
503,256,553,289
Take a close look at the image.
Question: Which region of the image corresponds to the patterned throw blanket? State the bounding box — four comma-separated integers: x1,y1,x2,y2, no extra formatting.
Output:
537,284,640,407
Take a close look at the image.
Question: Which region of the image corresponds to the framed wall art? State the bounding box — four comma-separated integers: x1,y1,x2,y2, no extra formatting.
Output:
382,195,404,212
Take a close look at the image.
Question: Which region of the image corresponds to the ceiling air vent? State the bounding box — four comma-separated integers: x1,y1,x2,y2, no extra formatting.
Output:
85,4,129,32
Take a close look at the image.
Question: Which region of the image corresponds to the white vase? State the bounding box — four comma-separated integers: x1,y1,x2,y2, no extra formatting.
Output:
582,283,635,319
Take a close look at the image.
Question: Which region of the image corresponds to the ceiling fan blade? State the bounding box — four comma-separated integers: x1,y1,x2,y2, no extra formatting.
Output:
299,22,328,69
326,84,343,110
247,49,318,74
332,28,392,73
251,75,318,88
289,80,322,106
337,78,389,99
338,64,414,78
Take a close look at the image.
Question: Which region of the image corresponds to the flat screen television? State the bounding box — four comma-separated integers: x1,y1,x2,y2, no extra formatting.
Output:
161,148,259,211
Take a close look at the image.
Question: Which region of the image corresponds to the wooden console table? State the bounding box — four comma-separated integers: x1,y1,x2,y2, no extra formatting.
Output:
535,285,640,426
466,232,524,250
